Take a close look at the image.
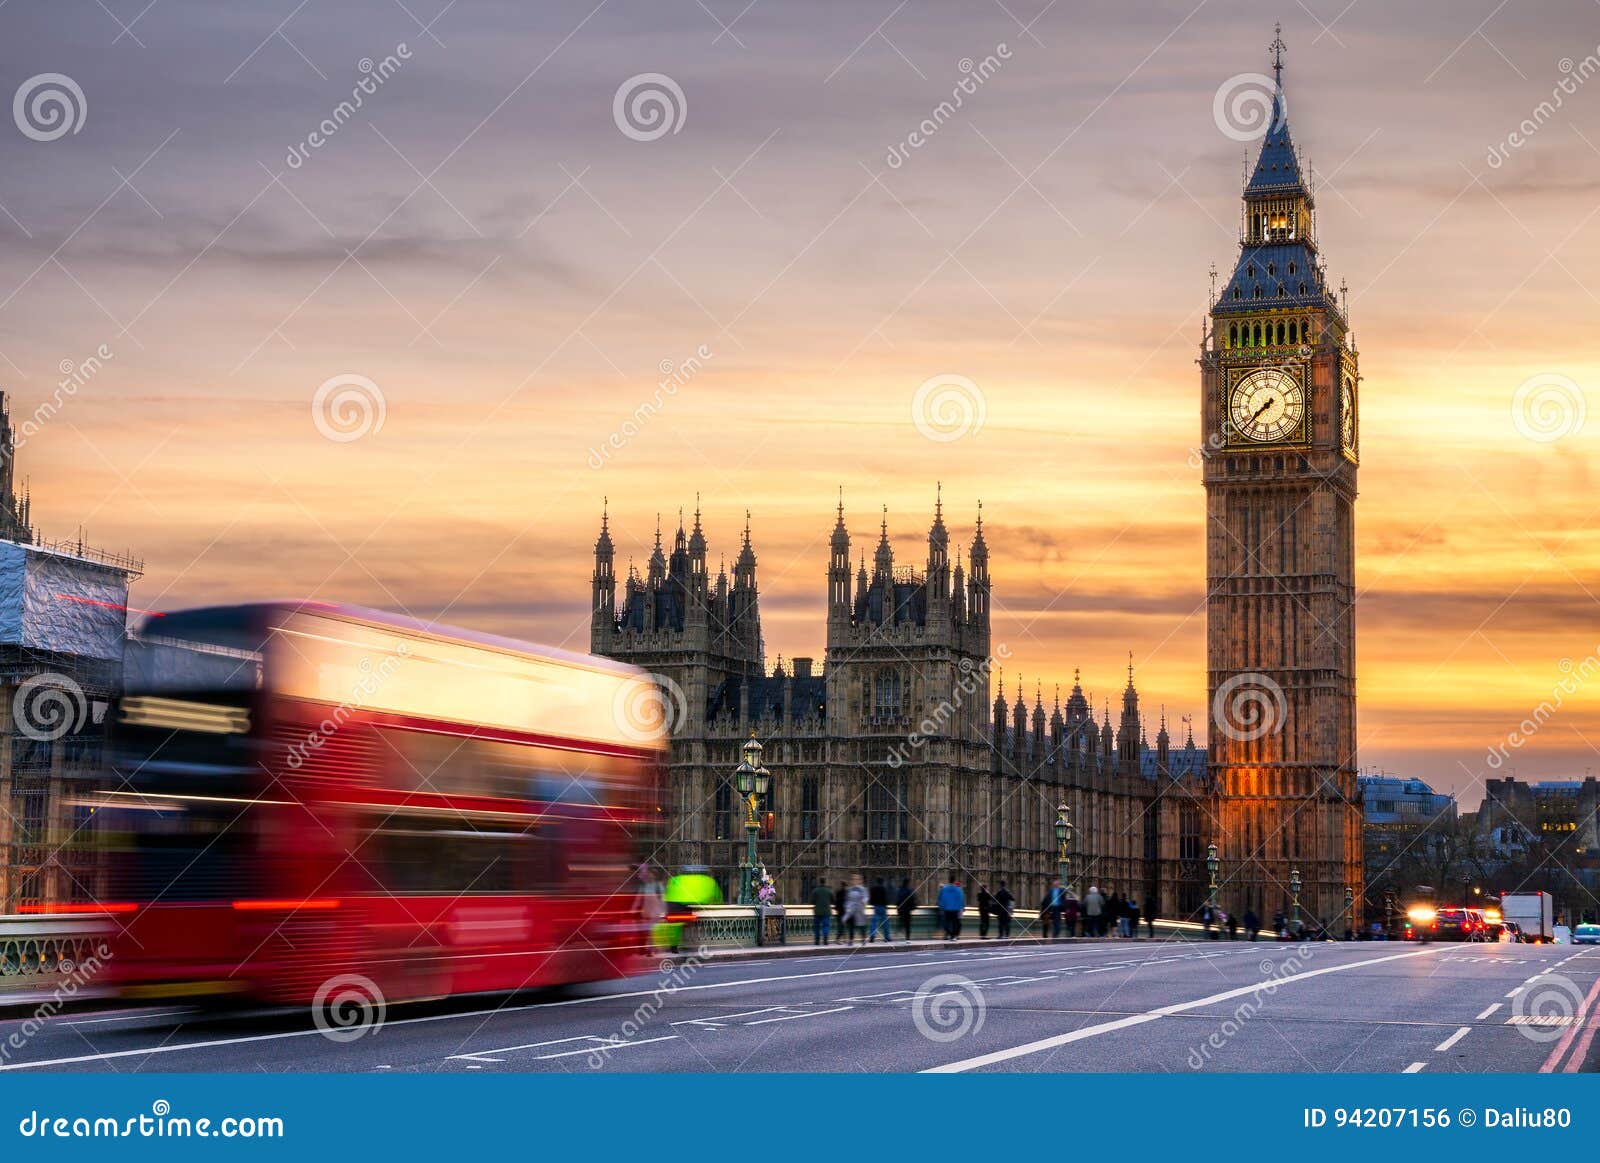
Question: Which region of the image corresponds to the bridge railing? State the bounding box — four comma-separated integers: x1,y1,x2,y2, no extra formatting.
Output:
0,914,114,997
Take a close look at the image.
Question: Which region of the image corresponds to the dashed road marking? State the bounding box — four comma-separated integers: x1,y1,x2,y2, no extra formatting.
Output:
1403,1062,1427,1073
1434,1026,1471,1053
1476,1003,1502,1021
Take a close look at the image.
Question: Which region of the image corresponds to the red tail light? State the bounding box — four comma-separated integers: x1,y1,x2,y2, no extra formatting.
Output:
663,912,697,924
231,898,341,911
19,902,137,915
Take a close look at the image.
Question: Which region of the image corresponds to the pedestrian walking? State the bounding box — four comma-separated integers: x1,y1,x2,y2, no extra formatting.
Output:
937,873,966,940
995,882,1015,939
811,881,834,945
977,884,994,938
896,878,917,941
1040,877,1066,938
1226,910,1240,941
843,874,869,945
868,877,892,942
1243,908,1260,941
1083,885,1105,937
1063,893,1080,937
1201,904,1214,938
1127,896,1141,938
833,881,848,944
1144,902,1155,939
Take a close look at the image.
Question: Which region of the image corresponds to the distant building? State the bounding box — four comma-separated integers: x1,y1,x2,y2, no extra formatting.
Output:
1475,776,1600,862
1359,774,1457,889
0,394,142,911
590,494,1214,915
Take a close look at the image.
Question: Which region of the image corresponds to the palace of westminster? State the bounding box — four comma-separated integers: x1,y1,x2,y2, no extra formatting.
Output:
592,32,1366,926
591,497,1217,918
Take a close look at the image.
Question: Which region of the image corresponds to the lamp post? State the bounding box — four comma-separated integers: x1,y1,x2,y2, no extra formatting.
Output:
1461,873,1470,912
734,734,771,906
1206,842,1219,914
1055,803,1073,894
1383,886,1396,940
1289,867,1302,935
1344,885,1354,941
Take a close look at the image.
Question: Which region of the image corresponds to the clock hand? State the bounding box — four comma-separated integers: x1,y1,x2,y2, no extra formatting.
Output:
1251,397,1276,421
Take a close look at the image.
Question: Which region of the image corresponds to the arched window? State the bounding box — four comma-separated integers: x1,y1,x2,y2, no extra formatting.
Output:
1228,323,1238,347
1252,323,1262,346
1275,322,1285,345
874,670,903,719
1288,321,1297,344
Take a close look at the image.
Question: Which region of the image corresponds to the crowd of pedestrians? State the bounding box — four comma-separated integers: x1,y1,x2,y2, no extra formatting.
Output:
809,872,1161,944
811,874,922,945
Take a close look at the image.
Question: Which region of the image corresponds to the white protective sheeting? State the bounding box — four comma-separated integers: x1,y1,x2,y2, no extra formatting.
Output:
0,541,131,662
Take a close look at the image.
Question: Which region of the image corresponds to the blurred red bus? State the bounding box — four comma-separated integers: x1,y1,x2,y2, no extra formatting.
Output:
98,601,665,1006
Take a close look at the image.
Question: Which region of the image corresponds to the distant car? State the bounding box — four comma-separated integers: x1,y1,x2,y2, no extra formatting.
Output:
1572,924,1600,946
1499,921,1525,943
1429,907,1495,942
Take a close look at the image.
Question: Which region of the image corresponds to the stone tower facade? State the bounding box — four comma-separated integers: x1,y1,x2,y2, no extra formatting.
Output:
1202,33,1363,928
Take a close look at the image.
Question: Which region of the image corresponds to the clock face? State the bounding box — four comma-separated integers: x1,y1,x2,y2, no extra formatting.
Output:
1341,376,1357,454
1228,367,1304,444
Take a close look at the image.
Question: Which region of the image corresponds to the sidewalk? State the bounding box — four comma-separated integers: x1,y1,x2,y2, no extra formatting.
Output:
668,921,1231,965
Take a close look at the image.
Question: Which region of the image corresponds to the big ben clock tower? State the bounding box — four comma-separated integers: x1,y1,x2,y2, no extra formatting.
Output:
1202,28,1362,929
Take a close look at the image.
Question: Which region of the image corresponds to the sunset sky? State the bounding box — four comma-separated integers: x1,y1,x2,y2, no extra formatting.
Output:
4,0,1600,803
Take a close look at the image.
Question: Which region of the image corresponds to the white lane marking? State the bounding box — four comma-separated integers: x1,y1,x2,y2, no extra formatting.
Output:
531,1034,677,1060
2,941,1190,1071
1505,987,1523,998
669,1006,793,1028
1403,1062,1427,1073
1476,1003,1502,1021
64,1008,197,1027
924,947,1442,1073
1434,1026,1471,1053
447,1034,603,1062
745,1005,854,1026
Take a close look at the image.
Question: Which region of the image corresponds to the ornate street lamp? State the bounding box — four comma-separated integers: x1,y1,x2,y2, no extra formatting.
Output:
1344,885,1355,941
1383,886,1396,939
1054,803,1073,895
1289,866,1303,934
1206,842,1219,915
735,734,771,906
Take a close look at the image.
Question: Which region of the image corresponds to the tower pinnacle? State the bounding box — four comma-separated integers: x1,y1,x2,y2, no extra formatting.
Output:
1270,21,1286,88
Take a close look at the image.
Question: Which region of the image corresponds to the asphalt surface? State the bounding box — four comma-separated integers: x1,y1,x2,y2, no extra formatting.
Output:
3,937,1597,1073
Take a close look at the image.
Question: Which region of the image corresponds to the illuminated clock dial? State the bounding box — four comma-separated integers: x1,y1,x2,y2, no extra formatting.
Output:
1229,367,1304,444
1341,375,1357,453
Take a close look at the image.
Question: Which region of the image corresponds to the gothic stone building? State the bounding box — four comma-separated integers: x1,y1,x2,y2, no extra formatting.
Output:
591,497,1213,915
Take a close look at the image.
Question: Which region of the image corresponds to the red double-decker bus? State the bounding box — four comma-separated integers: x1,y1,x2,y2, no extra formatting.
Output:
99,601,664,1006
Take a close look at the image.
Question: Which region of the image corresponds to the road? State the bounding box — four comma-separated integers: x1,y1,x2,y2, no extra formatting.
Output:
3,937,1597,1073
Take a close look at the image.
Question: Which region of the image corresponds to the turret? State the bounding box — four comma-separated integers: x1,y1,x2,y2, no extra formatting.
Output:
828,489,852,633
967,501,990,630
590,499,616,651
